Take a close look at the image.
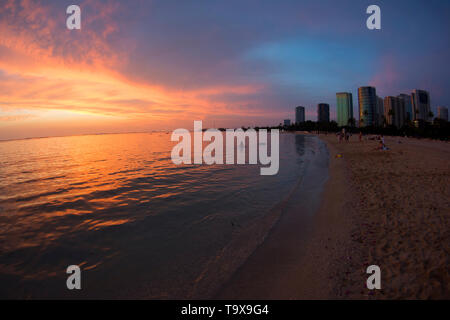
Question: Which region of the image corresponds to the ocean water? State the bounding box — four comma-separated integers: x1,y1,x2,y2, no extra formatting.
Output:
0,132,328,298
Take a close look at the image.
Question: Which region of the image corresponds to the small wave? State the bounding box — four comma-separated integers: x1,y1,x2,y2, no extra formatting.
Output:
2,188,69,204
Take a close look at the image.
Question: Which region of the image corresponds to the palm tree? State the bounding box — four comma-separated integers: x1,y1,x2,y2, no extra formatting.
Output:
347,117,356,127
359,110,369,127
388,109,395,125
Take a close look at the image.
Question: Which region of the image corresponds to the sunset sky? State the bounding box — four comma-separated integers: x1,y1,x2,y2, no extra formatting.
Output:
0,0,449,140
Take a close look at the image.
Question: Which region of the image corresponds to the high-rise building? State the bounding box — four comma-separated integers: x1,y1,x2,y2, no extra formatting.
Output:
284,119,291,126
398,94,413,121
437,106,448,121
376,96,384,126
295,106,305,124
384,96,405,128
358,86,377,127
396,97,406,128
317,103,330,122
336,92,353,126
384,96,396,126
411,89,431,121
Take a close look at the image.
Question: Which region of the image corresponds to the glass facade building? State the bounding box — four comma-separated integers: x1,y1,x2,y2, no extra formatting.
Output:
398,94,413,122
358,86,377,127
384,96,405,128
376,96,384,126
336,92,353,126
317,103,330,122
411,89,431,121
295,106,305,124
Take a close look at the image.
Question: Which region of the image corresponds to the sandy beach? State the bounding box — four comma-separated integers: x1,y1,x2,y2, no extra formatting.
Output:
217,134,449,299
320,134,450,299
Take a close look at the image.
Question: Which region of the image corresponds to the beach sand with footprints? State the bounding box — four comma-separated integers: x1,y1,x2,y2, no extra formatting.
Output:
217,133,449,299
317,134,450,299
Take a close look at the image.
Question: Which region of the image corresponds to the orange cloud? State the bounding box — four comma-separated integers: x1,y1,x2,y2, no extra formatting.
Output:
0,0,265,139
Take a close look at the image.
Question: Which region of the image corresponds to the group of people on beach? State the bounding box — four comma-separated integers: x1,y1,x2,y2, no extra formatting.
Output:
336,129,389,150
337,129,351,143
369,134,389,150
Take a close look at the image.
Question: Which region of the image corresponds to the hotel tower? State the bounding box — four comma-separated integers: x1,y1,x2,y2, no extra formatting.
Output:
295,106,305,124
317,103,330,122
411,89,431,122
358,86,377,127
336,92,354,126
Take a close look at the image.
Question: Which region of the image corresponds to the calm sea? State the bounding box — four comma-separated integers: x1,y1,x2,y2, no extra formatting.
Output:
0,132,328,298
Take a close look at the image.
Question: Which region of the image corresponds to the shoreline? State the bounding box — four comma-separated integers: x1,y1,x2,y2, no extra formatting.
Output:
214,134,334,299
216,133,450,299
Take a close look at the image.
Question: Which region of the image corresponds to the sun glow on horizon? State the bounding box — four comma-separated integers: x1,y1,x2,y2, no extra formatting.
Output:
0,1,269,140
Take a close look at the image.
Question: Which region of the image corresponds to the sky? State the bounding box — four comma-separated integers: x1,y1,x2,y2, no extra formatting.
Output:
0,0,449,140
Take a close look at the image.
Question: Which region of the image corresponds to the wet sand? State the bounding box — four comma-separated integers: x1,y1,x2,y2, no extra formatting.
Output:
215,135,333,299
216,134,450,299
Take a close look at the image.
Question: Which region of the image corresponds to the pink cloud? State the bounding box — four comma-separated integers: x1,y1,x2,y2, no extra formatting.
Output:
369,55,400,96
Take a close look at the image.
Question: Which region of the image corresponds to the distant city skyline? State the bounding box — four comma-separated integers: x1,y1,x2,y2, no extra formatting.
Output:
286,86,445,129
